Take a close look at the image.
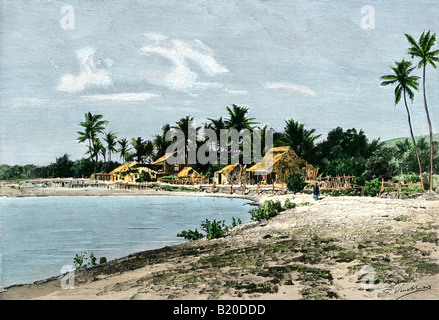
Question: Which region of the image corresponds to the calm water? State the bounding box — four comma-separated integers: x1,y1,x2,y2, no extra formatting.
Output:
0,195,252,288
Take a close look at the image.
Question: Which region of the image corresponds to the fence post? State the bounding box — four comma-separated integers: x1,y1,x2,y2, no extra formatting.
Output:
212,181,215,193
379,178,384,197
272,183,275,195
257,182,260,194
242,183,246,195
397,180,401,199
230,185,233,194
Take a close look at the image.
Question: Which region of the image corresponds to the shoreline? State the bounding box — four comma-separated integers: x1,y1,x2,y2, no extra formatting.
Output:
1,182,439,300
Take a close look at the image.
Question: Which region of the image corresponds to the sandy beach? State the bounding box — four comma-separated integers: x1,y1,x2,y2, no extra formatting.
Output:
1,182,438,300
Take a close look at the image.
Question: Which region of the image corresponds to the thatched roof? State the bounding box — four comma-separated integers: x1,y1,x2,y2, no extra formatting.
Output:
177,167,201,178
110,162,138,174
247,146,307,177
150,153,174,166
214,163,240,176
110,162,157,176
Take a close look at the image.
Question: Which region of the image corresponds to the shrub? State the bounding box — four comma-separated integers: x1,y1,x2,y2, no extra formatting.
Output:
283,198,296,209
74,251,107,270
177,217,242,241
285,173,306,194
139,171,151,182
201,219,230,239
361,178,381,197
250,200,285,221
177,229,204,240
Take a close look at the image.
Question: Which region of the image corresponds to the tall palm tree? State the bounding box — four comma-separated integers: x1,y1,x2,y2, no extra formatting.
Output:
172,116,200,166
380,60,424,189
103,131,118,162
77,112,108,152
224,104,259,131
117,138,131,163
283,118,321,161
405,31,439,193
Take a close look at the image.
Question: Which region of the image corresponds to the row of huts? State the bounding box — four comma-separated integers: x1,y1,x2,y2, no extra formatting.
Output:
92,146,319,185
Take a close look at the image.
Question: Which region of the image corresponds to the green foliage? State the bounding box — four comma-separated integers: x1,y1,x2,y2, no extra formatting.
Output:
285,173,306,194
177,229,204,241
283,198,296,209
139,171,151,182
282,119,321,161
177,217,242,241
312,127,382,178
361,178,382,197
201,219,230,239
232,217,242,227
73,251,107,270
250,200,285,221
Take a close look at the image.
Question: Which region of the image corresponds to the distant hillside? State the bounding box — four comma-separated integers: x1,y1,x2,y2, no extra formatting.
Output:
381,133,439,149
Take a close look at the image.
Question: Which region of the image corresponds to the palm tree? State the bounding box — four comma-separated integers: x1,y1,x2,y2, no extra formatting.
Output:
172,116,200,166
103,131,118,162
405,31,439,193
143,140,156,164
130,137,147,164
224,104,259,131
86,138,106,163
206,116,226,160
380,60,424,189
77,112,108,152
153,124,172,159
117,138,131,163
283,119,321,161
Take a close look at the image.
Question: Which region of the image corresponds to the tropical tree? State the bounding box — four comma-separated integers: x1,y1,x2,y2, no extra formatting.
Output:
130,137,146,164
86,138,106,163
129,137,155,164
103,131,118,162
77,112,108,153
283,119,321,162
224,104,259,131
205,116,226,160
405,30,439,192
117,138,132,163
153,124,172,159
172,116,200,166
380,59,424,189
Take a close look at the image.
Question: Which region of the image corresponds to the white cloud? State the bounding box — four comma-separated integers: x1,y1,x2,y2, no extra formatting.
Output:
80,92,158,102
58,47,111,93
265,82,316,96
140,33,228,90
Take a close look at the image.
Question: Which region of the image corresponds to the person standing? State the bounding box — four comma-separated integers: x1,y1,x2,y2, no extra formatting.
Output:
313,183,320,200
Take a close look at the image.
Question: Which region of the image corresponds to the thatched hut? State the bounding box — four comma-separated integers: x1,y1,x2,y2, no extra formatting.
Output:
150,153,188,176
214,164,243,185
177,167,202,183
247,146,308,184
110,162,157,182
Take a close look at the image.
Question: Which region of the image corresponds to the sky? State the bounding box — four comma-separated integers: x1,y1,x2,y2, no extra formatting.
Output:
1,0,438,166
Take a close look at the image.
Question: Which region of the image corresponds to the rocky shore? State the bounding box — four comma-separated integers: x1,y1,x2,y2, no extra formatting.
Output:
0,182,438,300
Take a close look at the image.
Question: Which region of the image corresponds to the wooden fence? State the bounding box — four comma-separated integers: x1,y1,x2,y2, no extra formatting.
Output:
378,178,424,198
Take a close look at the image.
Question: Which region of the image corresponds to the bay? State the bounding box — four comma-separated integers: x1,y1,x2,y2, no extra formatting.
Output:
0,195,252,288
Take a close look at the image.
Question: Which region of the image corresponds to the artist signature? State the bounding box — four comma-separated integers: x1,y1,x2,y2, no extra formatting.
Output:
383,283,432,299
